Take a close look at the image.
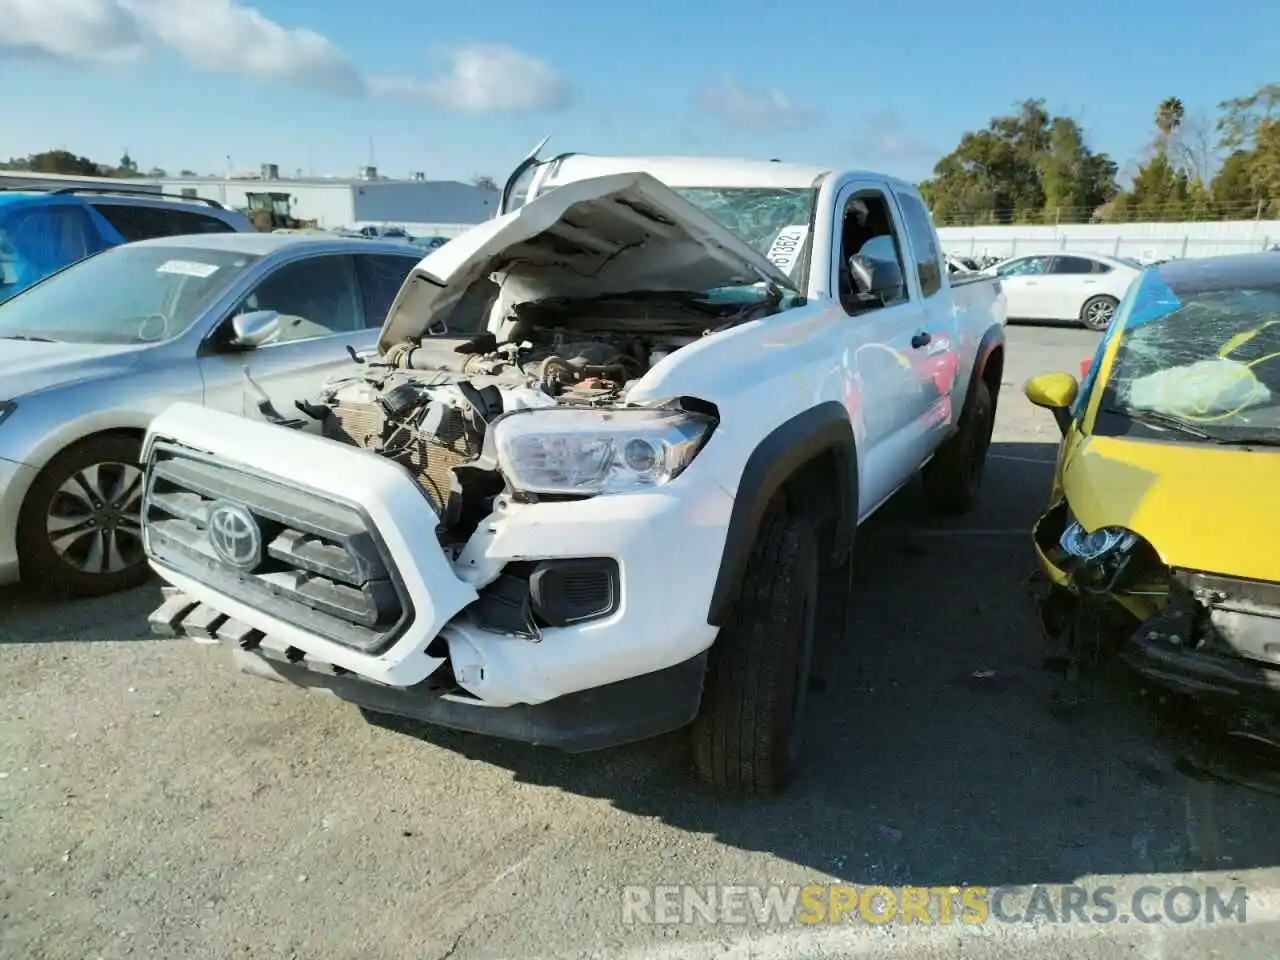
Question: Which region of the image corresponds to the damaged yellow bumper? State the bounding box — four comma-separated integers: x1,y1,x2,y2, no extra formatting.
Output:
1029,429,1280,705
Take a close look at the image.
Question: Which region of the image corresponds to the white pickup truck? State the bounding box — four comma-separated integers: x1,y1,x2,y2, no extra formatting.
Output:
141,152,1007,794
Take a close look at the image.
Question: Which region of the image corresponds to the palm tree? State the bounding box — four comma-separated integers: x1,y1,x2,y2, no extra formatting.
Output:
1155,97,1186,140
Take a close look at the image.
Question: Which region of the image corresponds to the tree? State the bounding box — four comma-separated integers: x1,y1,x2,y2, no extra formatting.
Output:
920,98,1117,224
1210,83,1280,217
1155,97,1185,141
471,174,498,190
28,150,105,176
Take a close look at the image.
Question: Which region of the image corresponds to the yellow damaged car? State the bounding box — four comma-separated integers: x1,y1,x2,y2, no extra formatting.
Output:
1023,253,1280,707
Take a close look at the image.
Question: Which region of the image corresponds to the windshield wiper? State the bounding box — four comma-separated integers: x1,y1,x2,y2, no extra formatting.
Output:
0,334,59,343
1106,406,1280,445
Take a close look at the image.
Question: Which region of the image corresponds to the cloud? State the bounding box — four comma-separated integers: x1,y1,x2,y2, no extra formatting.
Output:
370,43,571,115
0,0,145,65
128,0,365,95
0,0,569,114
693,77,820,130
843,110,938,172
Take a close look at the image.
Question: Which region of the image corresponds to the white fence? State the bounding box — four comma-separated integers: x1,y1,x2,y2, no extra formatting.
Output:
937,220,1280,262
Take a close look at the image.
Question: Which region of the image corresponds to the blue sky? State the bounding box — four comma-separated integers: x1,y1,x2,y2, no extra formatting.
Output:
2,0,1277,185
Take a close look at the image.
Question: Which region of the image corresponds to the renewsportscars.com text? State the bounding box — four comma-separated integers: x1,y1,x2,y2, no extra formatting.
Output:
621,884,1249,927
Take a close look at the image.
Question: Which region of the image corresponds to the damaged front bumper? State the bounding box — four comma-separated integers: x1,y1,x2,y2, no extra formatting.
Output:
1123,571,1280,707
140,403,732,751
1031,501,1280,705
150,588,709,752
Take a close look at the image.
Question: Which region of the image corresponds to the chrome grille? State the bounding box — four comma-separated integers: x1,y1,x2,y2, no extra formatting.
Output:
142,443,412,652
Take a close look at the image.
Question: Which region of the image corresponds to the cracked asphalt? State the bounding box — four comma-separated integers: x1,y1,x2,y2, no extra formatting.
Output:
3,323,1280,960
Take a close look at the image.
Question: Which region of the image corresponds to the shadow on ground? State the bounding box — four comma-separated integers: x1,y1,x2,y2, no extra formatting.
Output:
367,440,1280,886
0,579,163,644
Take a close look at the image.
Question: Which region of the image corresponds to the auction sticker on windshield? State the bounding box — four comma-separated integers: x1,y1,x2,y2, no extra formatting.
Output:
157,260,220,278
767,225,808,276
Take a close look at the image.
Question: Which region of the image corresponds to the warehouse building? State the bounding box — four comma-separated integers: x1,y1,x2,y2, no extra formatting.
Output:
3,164,498,236
156,165,497,235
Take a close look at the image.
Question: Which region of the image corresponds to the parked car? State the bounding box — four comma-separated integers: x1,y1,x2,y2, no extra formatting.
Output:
1024,254,1280,725
142,152,1008,794
0,232,424,598
0,186,253,303
984,251,1142,330
412,235,451,251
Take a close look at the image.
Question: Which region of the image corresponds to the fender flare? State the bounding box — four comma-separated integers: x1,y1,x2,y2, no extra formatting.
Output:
706,401,858,627
960,323,1006,417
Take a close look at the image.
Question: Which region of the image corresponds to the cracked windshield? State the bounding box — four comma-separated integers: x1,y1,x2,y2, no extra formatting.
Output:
5,2,1280,959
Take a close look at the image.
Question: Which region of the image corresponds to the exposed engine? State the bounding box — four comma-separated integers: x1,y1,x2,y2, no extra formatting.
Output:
300,326,691,540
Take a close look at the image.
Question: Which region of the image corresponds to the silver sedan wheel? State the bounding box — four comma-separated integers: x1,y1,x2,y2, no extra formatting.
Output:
45,461,145,574
1084,299,1116,329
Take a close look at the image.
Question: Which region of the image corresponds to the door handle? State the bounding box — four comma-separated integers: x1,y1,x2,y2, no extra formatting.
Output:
911,331,931,349
1025,280,1039,286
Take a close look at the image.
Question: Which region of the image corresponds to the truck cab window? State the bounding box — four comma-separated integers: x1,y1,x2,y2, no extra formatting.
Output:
838,192,909,314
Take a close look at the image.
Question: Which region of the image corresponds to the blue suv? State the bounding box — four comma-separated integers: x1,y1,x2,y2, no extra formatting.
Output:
0,186,254,302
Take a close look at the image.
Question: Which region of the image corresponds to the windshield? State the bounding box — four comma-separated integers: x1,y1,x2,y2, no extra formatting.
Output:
671,186,817,286
1094,264,1280,443
0,244,259,344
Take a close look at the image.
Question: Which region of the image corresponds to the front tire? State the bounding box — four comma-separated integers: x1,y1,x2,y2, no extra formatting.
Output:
921,378,996,515
16,434,150,599
691,507,819,795
1080,295,1118,331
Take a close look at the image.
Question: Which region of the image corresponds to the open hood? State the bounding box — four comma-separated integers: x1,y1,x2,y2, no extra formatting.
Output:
379,171,799,353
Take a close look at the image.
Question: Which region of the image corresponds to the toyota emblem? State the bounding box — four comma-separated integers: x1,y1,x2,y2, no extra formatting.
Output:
207,500,263,571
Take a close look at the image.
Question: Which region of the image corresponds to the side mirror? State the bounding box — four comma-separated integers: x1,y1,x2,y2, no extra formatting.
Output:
1024,372,1079,434
230,310,280,349
848,255,904,305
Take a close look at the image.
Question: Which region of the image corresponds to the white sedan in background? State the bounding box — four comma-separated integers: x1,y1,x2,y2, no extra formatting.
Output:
984,252,1143,330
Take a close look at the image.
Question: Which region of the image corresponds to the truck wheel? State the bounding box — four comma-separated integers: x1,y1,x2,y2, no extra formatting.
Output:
692,507,818,795
921,378,995,515
1080,295,1118,331
16,434,151,599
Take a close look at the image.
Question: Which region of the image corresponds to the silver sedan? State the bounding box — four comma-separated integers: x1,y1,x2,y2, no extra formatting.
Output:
0,232,425,597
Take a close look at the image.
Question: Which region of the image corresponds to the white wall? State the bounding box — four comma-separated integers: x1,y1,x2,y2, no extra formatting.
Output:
938,220,1280,261
350,181,497,227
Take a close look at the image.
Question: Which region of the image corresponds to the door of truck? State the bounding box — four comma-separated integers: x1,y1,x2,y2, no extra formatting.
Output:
890,188,961,448
830,180,936,515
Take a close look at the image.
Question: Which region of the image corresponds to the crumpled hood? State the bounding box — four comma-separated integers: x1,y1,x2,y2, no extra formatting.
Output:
0,339,143,400
1062,434,1280,582
378,171,798,353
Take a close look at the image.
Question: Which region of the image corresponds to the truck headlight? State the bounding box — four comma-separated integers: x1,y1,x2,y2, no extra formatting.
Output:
0,401,14,427
1059,521,1137,562
492,407,714,496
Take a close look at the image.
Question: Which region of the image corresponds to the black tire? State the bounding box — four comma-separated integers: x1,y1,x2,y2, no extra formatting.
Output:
16,433,151,599
1080,295,1119,331
691,507,819,795
921,378,996,515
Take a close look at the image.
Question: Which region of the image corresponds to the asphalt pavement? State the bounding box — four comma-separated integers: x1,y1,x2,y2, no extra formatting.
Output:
3,323,1280,960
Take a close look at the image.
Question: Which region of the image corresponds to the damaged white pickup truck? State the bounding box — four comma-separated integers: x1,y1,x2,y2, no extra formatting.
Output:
142,153,1008,793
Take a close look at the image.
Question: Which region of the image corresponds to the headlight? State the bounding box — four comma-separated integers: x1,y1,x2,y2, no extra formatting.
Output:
492,407,714,496
0,401,14,427
1059,521,1137,562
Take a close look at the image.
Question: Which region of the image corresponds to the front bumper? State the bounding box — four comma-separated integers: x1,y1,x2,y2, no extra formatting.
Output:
142,402,728,710
151,589,709,752
0,456,37,585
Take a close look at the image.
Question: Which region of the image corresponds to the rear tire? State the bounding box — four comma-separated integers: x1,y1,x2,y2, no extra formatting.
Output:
691,507,819,795
1080,295,1118,331
16,434,150,599
921,379,995,515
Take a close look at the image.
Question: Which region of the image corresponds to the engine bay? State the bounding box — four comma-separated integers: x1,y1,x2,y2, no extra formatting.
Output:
292,322,700,541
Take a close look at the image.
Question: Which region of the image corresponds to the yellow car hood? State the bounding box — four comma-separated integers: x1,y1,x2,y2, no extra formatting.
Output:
1062,435,1280,582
